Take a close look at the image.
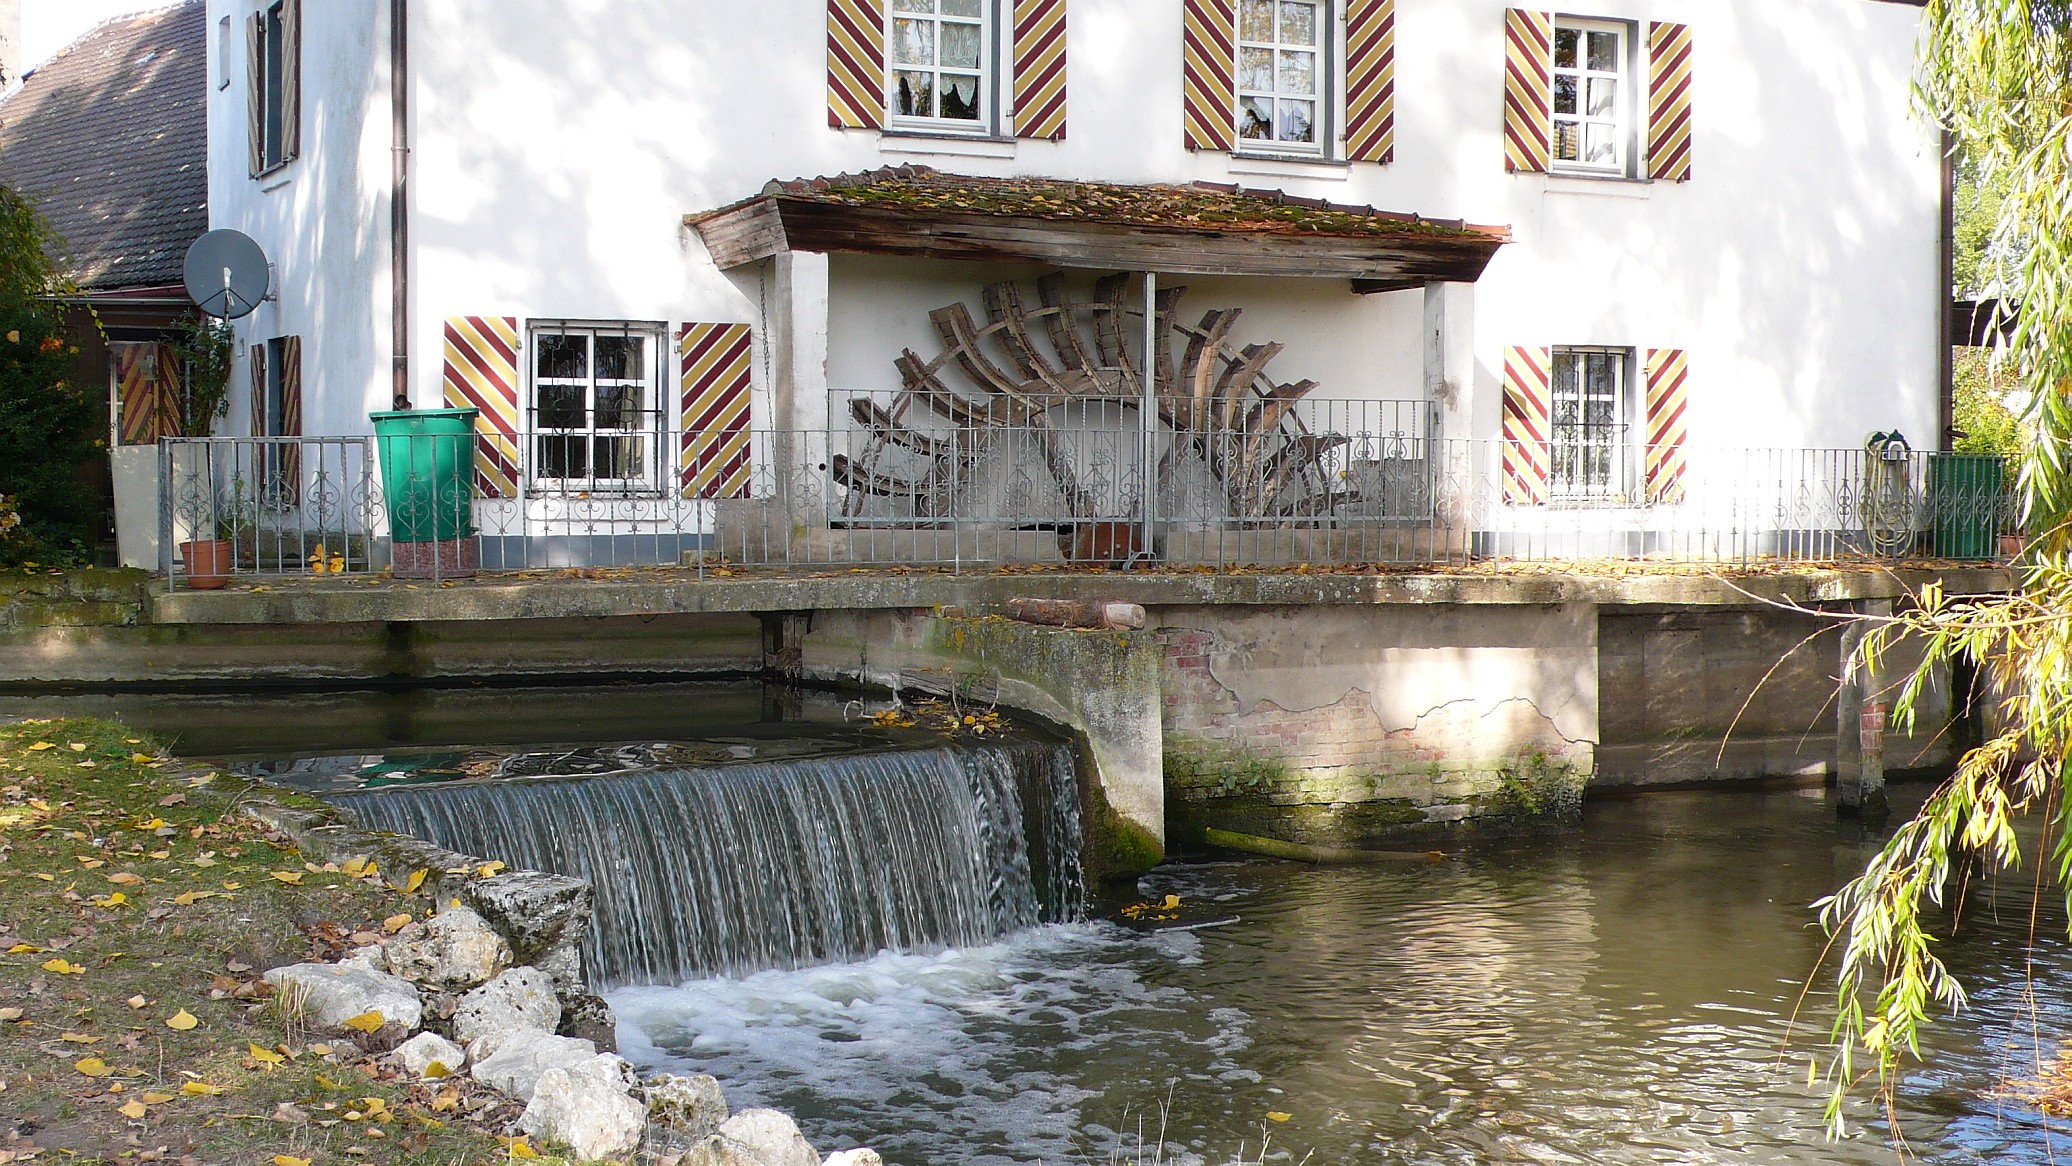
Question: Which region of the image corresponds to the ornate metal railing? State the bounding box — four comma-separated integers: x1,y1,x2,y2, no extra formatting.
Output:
157,408,2015,586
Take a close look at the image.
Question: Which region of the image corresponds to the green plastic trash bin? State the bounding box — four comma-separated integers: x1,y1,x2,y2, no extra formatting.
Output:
1928,453,2005,561
370,408,478,543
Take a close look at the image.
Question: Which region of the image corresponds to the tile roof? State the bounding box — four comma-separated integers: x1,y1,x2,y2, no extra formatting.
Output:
0,2,207,291
719,165,1512,243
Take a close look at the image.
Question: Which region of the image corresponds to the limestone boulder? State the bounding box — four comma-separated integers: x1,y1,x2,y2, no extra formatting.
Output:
384,905,511,990
264,963,422,1033
639,1072,730,1159
468,1029,596,1101
822,1151,883,1166
461,871,591,994
560,992,619,1051
518,1054,645,1162
685,1109,818,1166
393,1032,466,1079
453,966,560,1046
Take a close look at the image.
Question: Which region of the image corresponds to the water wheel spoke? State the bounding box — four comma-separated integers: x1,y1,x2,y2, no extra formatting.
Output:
983,281,1069,391
850,398,952,458
1035,274,1097,372
1091,274,1138,381
1215,342,1283,432
1182,309,1241,435
831,453,927,498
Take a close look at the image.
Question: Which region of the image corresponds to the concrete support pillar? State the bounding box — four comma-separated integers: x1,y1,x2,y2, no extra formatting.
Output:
1424,281,1478,556
1836,600,1891,818
769,251,832,526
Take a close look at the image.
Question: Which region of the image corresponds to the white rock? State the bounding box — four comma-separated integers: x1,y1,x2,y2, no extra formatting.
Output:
453,966,560,1046
685,1109,819,1166
263,963,422,1033
518,1054,645,1162
468,1028,597,1101
384,905,512,991
821,1151,882,1166
644,1072,729,1139
393,1032,466,1079
338,944,388,972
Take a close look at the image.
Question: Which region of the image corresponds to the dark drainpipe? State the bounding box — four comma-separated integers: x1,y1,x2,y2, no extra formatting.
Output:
391,0,411,410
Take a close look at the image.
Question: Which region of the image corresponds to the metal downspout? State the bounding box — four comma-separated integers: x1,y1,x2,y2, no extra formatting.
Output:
390,0,411,410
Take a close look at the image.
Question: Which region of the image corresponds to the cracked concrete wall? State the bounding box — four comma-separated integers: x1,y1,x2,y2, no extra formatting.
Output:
1158,603,1597,845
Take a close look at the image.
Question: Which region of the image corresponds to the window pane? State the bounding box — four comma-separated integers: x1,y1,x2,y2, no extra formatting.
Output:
1554,122,1580,161
1587,30,1618,72
941,0,982,15
1553,75,1577,116
1277,99,1315,143
941,20,981,68
1239,96,1274,140
593,436,644,480
1240,0,1275,43
893,19,934,65
940,73,981,119
895,71,934,117
1554,28,1578,69
536,335,586,380
595,385,639,430
1278,1,1317,47
1239,47,1274,92
595,335,641,381
1584,121,1616,163
537,435,586,479
1277,50,1315,96
538,384,585,430
892,0,936,12
1586,76,1616,117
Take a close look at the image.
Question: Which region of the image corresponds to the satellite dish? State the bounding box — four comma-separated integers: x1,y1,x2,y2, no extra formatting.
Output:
182,230,272,320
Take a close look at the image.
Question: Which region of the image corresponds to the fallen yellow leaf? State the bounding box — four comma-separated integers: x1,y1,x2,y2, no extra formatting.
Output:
274,1156,311,1166
107,872,144,886
7,943,44,954
165,1010,199,1031
382,913,412,934
248,1043,285,1066
42,958,84,975
269,871,303,885
26,741,53,750
118,1100,147,1120
394,869,428,894
1266,1111,1291,1123
180,1080,224,1096
1162,894,1181,909
341,1011,384,1034
59,1032,100,1044
74,1057,111,1077
141,1091,174,1104
67,743,85,752
423,1060,450,1078
125,995,147,1009
504,1138,540,1159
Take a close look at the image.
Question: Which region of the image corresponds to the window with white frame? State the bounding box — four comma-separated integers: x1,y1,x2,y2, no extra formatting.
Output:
890,0,991,130
1551,18,1628,174
1237,0,1327,152
529,323,665,492
1549,347,1631,499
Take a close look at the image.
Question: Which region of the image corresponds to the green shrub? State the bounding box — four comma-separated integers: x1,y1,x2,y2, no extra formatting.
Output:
0,186,99,565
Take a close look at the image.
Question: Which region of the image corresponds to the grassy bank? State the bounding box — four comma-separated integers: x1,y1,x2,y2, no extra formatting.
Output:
0,718,558,1165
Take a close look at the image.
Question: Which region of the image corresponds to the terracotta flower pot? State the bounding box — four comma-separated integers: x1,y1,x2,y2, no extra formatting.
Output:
178,538,234,589
1999,533,2025,559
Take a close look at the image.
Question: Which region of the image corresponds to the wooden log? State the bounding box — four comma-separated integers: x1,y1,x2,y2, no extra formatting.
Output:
1203,827,1444,865
1006,597,1148,630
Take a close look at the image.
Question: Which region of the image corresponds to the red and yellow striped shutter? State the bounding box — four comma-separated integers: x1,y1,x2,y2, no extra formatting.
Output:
1345,0,1396,164
1014,0,1067,140
1182,0,1236,152
679,323,753,500
113,343,168,444
1502,9,1553,174
1647,22,1693,182
828,0,886,129
1644,348,1689,504
1501,346,1552,505
441,316,522,498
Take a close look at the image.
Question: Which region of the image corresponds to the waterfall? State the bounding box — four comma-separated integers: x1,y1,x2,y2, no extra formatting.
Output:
332,739,1084,987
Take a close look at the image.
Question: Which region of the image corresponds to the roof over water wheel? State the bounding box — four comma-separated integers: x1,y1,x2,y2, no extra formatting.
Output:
689,166,1510,288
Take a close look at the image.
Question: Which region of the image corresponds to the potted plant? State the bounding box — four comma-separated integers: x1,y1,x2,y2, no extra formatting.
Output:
177,476,253,590
113,319,236,569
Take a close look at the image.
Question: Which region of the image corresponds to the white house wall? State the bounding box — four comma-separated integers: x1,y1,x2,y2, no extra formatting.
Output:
206,0,1939,456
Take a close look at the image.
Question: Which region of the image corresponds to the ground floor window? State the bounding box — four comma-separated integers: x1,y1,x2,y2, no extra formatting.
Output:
528,321,665,493
1550,346,1631,500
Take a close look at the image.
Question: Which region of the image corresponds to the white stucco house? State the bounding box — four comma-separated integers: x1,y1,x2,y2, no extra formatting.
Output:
190,0,1944,570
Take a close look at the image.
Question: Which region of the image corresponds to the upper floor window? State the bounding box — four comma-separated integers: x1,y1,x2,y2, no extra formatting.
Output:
1551,18,1628,175
246,0,301,176
1550,347,1632,501
529,323,665,494
1238,0,1326,153
890,0,991,131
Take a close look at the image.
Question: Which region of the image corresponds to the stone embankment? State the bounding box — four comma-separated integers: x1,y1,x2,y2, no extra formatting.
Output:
249,799,878,1166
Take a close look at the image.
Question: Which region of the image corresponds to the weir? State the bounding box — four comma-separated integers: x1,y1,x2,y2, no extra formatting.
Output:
332,739,1084,986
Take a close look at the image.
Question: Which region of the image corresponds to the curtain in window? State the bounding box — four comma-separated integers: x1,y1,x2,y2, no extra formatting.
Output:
678,324,754,500
1646,22,1692,182
1345,0,1396,163
828,0,887,128
280,0,303,164
1501,345,1552,505
1013,0,1067,140
1182,0,1236,152
1644,348,1688,504
1502,9,1553,173
245,12,264,176
442,316,522,498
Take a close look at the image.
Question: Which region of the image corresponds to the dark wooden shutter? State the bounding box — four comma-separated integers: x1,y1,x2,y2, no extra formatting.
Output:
248,341,268,436
1013,0,1067,140
1345,0,1396,163
279,336,303,504
441,316,522,498
1502,9,1552,173
245,12,264,176
1182,0,1235,152
1646,22,1692,182
280,0,302,164
828,0,886,129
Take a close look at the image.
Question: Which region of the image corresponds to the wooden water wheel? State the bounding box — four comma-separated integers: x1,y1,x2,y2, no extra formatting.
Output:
831,272,1359,530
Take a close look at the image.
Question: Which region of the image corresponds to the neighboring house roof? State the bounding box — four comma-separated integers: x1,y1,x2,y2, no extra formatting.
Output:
0,2,207,292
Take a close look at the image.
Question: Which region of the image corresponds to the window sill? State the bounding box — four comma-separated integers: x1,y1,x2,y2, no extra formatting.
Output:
879,132,1017,160
1227,153,1351,181
1543,172,1652,200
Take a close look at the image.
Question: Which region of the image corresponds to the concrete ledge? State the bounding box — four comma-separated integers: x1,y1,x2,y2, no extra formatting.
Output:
146,564,2016,626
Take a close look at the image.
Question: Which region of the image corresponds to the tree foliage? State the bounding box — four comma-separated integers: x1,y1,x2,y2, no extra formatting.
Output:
0,185,100,564
1817,0,2072,1134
